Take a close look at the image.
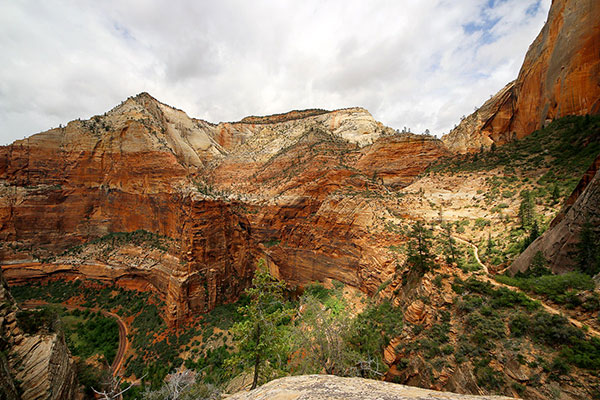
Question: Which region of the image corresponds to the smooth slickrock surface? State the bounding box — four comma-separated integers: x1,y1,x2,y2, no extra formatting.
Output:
225,375,515,400
0,270,77,400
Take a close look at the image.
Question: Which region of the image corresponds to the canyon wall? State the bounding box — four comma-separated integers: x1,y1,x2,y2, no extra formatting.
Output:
443,0,600,153
0,93,447,324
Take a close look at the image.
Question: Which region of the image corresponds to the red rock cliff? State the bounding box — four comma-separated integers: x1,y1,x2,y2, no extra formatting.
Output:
443,0,600,153
0,94,447,324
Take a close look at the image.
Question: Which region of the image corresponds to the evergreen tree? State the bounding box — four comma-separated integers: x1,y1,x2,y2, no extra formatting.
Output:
518,190,536,229
576,222,600,276
406,221,435,273
551,184,561,204
486,233,495,255
528,251,550,277
522,220,541,251
227,260,292,389
441,222,458,265
290,292,357,376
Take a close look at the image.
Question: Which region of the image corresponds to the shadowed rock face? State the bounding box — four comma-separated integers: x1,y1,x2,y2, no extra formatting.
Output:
510,154,600,274
226,374,515,400
443,0,600,153
0,270,78,400
0,93,447,323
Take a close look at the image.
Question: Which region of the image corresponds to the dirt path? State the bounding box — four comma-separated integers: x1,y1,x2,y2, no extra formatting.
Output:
21,300,129,376
451,236,600,338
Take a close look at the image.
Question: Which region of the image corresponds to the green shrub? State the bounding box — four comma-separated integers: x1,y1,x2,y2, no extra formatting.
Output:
16,309,58,334
496,272,594,303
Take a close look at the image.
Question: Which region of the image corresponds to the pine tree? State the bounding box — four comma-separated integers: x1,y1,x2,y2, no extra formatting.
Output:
518,190,536,229
406,221,435,273
576,222,600,276
528,251,550,277
551,184,561,204
441,222,458,266
486,233,495,255
227,260,292,389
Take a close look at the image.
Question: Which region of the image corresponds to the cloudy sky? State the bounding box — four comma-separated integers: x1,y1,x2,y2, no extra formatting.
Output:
0,0,551,145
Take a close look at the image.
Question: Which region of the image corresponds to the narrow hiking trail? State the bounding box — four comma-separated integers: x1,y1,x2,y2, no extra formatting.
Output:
451,235,600,338
21,300,129,376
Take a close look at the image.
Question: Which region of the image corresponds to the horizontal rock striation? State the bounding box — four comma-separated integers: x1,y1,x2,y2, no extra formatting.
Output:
0,92,446,323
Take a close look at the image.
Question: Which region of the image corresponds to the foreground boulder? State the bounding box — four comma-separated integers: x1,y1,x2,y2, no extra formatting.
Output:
226,375,514,400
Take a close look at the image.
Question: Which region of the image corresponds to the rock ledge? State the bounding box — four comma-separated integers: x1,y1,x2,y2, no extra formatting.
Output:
226,375,514,400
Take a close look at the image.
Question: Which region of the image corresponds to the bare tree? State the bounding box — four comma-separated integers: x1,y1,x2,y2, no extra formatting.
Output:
165,369,196,400
92,373,145,400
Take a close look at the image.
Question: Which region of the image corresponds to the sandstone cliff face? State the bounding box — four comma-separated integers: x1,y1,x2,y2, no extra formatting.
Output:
510,153,600,274
226,375,515,400
0,93,446,324
0,272,20,400
443,0,600,153
0,93,262,324
12,333,78,400
0,270,77,400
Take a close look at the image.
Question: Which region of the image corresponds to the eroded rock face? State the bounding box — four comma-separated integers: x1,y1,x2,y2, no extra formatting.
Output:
443,0,600,153
0,270,77,400
510,154,600,274
0,93,447,323
12,333,78,400
226,374,515,400
0,272,20,400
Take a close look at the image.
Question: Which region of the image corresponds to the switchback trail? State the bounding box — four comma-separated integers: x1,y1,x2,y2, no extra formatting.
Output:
21,300,129,376
451,235,600,338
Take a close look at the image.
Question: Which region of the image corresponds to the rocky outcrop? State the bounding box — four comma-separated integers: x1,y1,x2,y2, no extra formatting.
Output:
510,153,600,274
0,270,77,400
443,0,600,153
226,375,515,400
12,333,78,400
0,271,20,400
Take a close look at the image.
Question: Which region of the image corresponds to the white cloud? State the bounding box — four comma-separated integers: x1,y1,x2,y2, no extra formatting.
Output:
0,0,551,144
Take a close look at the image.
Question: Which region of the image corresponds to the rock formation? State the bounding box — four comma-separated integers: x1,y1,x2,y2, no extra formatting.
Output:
443,0,600,153
0,93,447,324
0,270,78,400
0,271,20,400
510,153,600,274
226,374,515,400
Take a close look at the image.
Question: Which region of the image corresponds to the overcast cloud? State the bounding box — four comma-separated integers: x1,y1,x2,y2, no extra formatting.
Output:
0,0,551,144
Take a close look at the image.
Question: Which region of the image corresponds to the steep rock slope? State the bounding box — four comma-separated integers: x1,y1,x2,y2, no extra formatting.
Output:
443,0,600,153
0,270,77,400
510,153,600,273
